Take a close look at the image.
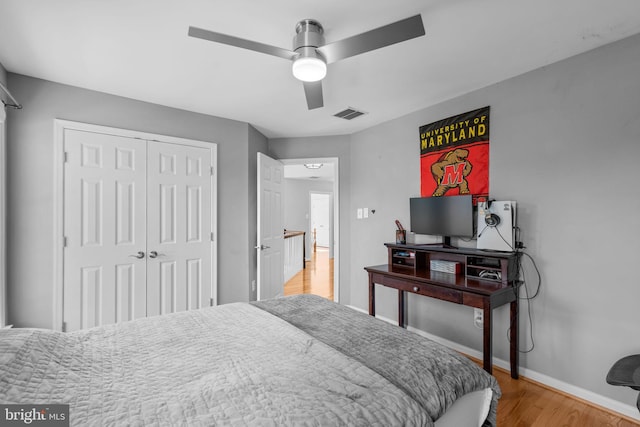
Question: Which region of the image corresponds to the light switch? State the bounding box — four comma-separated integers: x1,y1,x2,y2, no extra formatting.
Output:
357,208,363,219
363,208,369,218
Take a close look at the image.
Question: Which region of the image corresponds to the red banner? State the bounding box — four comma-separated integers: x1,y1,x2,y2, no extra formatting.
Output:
419,106,490,200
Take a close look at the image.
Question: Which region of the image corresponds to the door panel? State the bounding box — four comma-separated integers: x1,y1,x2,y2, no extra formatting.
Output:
158,260,177,315
116,181,136,245
80,266,103,328
146,141,212,316
64,129,147,331
115,263,136,323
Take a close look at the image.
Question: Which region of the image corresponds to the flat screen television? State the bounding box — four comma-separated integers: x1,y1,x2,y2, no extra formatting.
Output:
409,195,474,247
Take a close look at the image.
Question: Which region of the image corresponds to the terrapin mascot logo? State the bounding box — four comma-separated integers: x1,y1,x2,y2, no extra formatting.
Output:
431,148,472,196
419,106,490,198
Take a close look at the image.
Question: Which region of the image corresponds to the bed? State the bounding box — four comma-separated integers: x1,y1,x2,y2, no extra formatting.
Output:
0,294,500,426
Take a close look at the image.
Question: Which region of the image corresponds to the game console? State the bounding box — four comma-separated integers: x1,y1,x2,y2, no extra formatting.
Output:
477,200,516,252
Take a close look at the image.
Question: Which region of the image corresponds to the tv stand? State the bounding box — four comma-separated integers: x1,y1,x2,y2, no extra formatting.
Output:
365,243,521,378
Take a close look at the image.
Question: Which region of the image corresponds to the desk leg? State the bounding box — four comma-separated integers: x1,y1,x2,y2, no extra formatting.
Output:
368,273,375,317
510,299,519,379
398,290,405,328
483,306,493,374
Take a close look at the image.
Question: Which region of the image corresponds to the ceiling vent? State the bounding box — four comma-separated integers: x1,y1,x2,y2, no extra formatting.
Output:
334,107,366,120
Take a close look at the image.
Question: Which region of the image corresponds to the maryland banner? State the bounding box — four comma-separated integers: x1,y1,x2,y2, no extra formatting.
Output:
419,106,490,199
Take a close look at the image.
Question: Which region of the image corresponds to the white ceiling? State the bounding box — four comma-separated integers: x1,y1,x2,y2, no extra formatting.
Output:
284,163,335,181
1,1,640,139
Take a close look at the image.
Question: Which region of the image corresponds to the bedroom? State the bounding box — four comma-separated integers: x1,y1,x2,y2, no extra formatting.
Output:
1,1,640,425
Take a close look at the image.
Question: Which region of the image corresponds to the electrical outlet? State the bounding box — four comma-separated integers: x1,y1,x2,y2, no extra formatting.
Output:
474,308,483,325
251,280,256,292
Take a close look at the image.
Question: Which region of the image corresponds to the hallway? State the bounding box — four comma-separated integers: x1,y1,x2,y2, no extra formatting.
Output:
284,247,334,300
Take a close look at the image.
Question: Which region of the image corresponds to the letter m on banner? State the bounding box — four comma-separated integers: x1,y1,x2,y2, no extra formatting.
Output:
441,163,466,186
419,106,490,200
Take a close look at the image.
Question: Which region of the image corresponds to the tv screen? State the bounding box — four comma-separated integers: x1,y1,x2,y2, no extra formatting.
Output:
410,195,474,238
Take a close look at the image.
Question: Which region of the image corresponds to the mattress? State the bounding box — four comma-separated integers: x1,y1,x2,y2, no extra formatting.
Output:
434,388,493,427
1,294,500,426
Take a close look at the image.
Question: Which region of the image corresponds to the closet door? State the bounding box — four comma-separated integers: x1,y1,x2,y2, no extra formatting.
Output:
146,141,212,316
63,130,147,331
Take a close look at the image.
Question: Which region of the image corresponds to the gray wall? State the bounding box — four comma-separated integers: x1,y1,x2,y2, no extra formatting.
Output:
348,33,640,408
5,74,259,328
268,136,351,305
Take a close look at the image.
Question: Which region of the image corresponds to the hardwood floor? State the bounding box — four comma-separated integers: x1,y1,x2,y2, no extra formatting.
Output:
488,362,640,426
284,246,333,300
284,250,638,425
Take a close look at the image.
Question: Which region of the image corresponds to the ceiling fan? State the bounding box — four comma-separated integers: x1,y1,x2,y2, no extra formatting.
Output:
188,14,425,110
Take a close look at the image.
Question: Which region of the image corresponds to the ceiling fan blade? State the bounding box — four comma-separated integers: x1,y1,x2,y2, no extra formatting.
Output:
188,26,297,61
317,14,425,64
303,81,324,110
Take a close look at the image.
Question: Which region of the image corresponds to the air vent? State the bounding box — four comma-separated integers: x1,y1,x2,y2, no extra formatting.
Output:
334,107,366,120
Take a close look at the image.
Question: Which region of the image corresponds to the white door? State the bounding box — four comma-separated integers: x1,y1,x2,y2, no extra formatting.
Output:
146,142,212,316
257,153,284,300
63,129,148,330
63,128,214,331
310,193,331,247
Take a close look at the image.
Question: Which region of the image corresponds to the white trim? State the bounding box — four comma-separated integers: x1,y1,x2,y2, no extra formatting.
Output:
0,109,6,328
53,119,218,331
347,305,640,422
281,157,339,303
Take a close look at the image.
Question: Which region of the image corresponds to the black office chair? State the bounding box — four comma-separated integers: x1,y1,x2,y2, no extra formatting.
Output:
606,354,640,412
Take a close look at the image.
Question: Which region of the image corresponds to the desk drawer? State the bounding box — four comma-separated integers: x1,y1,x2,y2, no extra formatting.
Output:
411,283,462,303
379,275,462,304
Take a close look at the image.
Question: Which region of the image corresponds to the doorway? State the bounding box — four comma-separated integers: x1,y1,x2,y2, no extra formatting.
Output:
281,158,338,302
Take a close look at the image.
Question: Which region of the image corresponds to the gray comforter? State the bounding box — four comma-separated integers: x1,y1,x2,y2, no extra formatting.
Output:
0,295,499,426
253,295,500,427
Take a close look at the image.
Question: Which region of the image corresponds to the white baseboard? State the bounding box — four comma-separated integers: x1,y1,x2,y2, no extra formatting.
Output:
347,305,640,422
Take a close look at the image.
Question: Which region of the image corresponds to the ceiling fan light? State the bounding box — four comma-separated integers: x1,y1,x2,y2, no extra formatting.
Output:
292,56,327,82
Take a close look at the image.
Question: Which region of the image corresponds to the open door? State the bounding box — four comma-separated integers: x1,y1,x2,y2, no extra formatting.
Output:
257,153,284,300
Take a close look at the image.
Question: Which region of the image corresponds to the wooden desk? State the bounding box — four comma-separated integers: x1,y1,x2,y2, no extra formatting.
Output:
366,244,521,379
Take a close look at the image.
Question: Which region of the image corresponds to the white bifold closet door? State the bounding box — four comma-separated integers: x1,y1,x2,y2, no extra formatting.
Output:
146,141,212,317
63,129,212,331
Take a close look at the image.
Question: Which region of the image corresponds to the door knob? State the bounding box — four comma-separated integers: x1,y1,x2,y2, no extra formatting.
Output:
149,251,158,258
129,251,145,259
254,245,271,250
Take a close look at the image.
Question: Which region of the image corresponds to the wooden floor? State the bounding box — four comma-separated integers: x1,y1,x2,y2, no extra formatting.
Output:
491,364,639,426
284,246,333,300
284,250,638,425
